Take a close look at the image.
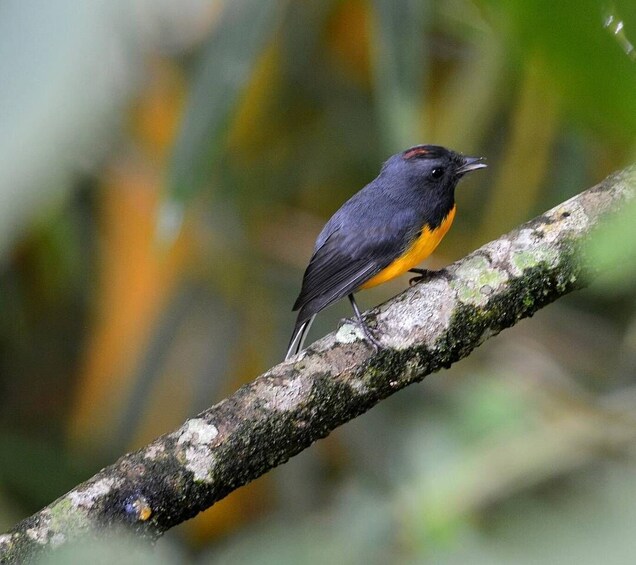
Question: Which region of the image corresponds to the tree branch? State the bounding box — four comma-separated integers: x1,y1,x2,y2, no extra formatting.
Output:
1,165,635,563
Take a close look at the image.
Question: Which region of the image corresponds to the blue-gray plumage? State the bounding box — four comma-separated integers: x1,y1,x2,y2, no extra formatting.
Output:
286,145,486,360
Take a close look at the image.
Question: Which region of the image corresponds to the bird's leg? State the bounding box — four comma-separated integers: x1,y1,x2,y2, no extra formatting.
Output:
408,268,434,286
348,294,383,352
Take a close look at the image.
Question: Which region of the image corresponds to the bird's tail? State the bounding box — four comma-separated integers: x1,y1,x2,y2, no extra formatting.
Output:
285,315,316,360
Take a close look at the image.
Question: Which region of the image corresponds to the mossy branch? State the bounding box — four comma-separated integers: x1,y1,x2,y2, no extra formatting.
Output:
1,165,635,564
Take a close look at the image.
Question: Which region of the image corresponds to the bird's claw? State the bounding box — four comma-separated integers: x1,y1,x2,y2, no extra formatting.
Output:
408,268,433,286
357,318,384,353
363,329,384,353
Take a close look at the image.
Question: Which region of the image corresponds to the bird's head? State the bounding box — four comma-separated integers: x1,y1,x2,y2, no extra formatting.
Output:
403,144,485,182
383,145,487,201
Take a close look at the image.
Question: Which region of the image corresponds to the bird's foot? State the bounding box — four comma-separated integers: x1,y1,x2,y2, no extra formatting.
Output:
408,268,435,286
360,323,384,353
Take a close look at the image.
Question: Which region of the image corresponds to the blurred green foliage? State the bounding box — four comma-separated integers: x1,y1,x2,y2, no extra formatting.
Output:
1,0,636,563
588,195,636,292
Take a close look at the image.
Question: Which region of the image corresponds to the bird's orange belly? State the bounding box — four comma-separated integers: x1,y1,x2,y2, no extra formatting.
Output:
360,206,456,289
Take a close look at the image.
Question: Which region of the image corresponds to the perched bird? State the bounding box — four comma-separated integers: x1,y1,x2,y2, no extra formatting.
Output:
286,144,486,360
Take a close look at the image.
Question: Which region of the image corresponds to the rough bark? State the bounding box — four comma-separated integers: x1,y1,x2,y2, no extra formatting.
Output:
1,165,635,563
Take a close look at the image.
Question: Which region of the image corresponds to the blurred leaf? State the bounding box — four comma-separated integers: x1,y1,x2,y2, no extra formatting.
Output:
433,20,505,152
430,461,636,565
370,0,430,151
477,54,559,241
453,377,533,442
36,531,184,565
167,0,286,206
604,3,636,63
201,484,393,565
0,0,142,259
0,434,95,506
586,184,636,292
0,489,22,531
486,0,636,140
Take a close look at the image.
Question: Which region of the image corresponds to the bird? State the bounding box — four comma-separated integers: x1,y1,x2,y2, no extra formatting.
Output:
285,144,486,360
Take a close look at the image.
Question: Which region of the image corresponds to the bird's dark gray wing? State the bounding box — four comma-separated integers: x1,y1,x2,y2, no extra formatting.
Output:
285,201,421,359
292,220,414,318
286,226,404,359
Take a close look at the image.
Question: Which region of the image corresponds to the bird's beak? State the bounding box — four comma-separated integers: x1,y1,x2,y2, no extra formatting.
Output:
457,156,487,175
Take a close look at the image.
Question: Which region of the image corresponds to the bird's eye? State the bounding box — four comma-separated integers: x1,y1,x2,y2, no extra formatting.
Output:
430,167,444,179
